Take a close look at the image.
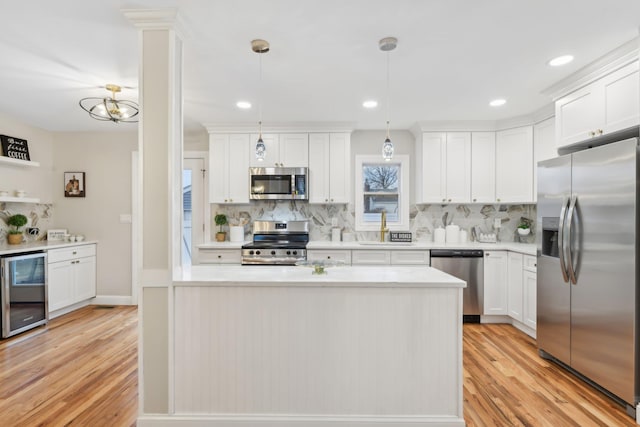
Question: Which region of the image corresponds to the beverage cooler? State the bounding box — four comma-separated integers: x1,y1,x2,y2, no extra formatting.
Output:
1,251,48,338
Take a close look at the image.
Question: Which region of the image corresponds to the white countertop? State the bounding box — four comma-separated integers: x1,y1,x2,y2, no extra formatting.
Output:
176,264,466,288
0,240,98,256
197,239,536,255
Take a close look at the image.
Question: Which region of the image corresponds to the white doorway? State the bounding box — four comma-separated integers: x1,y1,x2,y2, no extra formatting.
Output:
183,156,207,266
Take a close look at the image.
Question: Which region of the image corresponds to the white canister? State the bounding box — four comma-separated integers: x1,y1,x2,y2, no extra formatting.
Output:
229,226,245,242
445,224,460,243
459,229,468,243
434,227,446,244
331,227,341,242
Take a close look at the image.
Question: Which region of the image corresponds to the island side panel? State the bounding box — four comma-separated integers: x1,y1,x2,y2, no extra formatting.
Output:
174,284,463,420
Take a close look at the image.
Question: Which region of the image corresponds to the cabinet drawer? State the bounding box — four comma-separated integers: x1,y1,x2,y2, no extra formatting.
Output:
524,255,537,272
48,244,96,263
390,250,430,265
198,249,241,264
307,250,352,264
352,250,391,265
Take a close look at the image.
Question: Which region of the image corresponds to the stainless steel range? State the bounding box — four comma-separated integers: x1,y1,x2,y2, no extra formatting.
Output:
241,220,309,265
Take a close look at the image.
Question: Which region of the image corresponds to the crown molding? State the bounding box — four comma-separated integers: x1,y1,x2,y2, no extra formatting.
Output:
122,8,187,39
204,122,356,134
541,37,639,100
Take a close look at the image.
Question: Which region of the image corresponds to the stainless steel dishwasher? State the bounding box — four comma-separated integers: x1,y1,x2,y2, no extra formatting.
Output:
430,249,483,323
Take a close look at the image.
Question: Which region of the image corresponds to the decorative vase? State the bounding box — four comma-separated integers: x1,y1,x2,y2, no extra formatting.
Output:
517,228,530,236
215,232,226,242
7,233,23,244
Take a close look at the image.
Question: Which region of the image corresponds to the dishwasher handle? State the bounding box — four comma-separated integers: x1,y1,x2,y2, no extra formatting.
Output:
430,249,484,258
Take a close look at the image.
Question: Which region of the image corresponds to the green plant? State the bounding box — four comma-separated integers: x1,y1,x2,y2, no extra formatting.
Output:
518,222,530,230
7,214,28,235
214,214,228,233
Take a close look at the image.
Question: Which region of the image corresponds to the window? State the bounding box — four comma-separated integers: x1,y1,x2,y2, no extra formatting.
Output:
355,155,409,231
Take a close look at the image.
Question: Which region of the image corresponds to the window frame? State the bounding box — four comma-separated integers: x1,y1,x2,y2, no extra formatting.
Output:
355,154,410,232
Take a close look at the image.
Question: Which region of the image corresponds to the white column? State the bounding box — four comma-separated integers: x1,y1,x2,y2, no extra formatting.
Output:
124,8,184,416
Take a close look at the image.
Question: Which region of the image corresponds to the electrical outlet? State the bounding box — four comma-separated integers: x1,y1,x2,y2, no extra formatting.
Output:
494,218,501,229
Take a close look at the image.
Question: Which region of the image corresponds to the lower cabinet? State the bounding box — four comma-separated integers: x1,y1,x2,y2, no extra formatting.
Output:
307,249,429,266
522,256,537,331
483,251,508,315
198,248,242,264
47,244,97,313
507,252,524,322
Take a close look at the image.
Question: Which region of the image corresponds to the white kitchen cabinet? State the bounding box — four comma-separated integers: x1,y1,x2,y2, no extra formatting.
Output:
308,133,350,203
523,255,537,331
483,250,508,315
390,250,430,265
306,249,352,265
209,134,250,204
352,250,391,265
495,126,533,203
198,248,241,264
416,132,471,203
249,133,309,167
533,117,556,201
47,244,97,313
555,60,639,149
507,252,524,322
470,131,496,203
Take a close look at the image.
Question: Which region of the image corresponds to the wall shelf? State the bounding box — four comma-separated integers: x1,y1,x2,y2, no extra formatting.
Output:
0,196,40,204
0,156,40,167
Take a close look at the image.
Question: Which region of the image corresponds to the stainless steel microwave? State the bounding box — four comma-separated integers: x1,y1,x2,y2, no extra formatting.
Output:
249,167,308,200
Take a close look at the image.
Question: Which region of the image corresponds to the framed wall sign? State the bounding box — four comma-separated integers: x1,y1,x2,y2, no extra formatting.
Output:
0,134,30,161
64,172,86,197
47,229,68,241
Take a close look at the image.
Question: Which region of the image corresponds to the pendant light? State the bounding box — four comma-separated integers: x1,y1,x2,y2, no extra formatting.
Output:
380,37,397,161
252,39,270,161
79,84,139,123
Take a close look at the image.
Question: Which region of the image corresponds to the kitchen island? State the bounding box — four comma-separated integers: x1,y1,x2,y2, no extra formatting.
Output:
142,265,465,427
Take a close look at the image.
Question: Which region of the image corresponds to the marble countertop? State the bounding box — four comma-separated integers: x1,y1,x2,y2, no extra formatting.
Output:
176,264,466,288
197,240,536,256
0,240,98,256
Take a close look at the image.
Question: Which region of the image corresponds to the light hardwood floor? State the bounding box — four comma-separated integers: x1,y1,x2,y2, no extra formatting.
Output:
0,306,635,426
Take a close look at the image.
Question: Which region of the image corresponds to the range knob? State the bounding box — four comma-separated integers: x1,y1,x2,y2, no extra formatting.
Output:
256,250,261,255
292,250,298,255
249,250,255,255
286,250,291,255
271,250,276,255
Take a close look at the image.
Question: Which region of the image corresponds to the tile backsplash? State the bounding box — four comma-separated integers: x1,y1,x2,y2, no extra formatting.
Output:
0,203,53,242
213,201,536,244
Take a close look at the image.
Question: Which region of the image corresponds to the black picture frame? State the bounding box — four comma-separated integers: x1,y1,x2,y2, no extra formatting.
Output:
64,172,86,197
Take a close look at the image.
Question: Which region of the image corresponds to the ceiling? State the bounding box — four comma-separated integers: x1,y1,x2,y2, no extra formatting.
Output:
1,0,639,134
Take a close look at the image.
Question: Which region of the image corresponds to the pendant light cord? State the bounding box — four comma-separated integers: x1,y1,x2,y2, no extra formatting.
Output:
386,50,390,139
258,52,263,138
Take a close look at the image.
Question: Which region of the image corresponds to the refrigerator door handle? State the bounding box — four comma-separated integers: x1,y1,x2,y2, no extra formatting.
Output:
558,196,570,283
566,194,578,285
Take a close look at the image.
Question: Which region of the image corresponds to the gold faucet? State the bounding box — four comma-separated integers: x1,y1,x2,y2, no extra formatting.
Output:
380,210,389,242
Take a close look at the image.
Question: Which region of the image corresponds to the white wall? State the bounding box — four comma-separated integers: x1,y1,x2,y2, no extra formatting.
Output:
52,131,137,298
0,111,55,203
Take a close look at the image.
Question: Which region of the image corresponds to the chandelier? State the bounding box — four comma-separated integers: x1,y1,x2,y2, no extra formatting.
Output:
79,84,139,123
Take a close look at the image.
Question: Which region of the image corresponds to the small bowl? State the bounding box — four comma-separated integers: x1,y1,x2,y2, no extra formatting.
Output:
0,191,8,197
76,235,85,242
517,228,531,236
15,190,25,198
68,235,77,242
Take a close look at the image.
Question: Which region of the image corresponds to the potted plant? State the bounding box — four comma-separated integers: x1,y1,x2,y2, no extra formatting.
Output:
517,222,531,236
7,213,28,244
214,213,228,242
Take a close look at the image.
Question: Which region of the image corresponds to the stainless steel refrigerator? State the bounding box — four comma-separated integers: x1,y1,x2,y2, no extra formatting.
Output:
537,137,638,415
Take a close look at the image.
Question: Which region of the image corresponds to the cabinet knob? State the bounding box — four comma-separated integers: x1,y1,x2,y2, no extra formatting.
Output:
327,256,331,259
497,198,501,202
597,129,603,135
224,199,228,202
72,251,77,255
330,199,333,202
473,198,477,202
325,199,328,202
486,253,490,257
589,131,596,137
229,199,233,202
217,255,221,259
448,198,452,202
442,198,446,202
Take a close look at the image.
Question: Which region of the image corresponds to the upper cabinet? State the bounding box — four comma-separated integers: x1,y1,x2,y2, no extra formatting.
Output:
470,132,496,203
533,117,556,201
495,126,534,203
209,134,250,204
555,60,639,149
416,132,471,204
249,133,309,167
308,133,350,204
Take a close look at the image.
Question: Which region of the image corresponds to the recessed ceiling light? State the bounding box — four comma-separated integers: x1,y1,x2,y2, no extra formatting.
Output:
362,100,378,109
548,55,574,67
236,101,252,109
489,99,506,107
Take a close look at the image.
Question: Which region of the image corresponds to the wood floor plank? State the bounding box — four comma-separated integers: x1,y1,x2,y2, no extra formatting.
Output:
0,306,636,426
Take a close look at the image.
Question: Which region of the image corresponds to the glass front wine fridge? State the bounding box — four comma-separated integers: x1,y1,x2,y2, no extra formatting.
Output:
1,251,48,338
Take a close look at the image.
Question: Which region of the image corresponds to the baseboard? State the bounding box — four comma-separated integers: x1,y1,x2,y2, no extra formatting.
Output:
136,414,466,427
49,300,92,319
92,295,135,306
